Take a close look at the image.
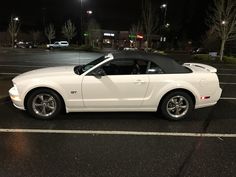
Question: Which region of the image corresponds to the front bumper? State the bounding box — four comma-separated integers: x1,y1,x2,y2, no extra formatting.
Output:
9,86,25,110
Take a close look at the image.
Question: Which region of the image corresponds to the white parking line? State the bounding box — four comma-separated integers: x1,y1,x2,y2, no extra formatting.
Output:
220,97,236,100
0,129,235,138
0,73,20,75
218,74,236,76
220,82,236,85
219,68,236,71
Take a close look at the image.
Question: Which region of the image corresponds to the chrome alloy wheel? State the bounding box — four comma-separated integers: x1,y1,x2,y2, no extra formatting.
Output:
32,94,57,117
166,95,189,118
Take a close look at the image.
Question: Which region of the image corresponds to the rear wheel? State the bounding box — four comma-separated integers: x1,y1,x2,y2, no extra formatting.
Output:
161,91,194,121
26,89,62,120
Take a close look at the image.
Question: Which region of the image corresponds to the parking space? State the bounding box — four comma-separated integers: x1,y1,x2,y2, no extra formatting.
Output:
0,50,236,177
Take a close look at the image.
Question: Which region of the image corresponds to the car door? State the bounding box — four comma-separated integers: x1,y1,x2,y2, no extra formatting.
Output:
81,59,150,108
54,42,60,47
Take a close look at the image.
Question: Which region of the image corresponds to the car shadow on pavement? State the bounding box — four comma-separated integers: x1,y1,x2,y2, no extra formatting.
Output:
0,98,235,133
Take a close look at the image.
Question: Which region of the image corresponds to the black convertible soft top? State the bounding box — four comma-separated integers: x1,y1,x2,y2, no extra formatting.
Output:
112,51,191,74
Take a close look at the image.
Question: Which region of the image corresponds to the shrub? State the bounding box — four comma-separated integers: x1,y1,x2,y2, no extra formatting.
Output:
193,54,236,64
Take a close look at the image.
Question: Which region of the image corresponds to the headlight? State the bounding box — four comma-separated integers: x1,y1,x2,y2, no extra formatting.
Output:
9,84,20,101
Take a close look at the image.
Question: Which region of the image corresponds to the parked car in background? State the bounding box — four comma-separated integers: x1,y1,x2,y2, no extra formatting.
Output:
192,48,209,54
14,41,37,48
123,47,138,51
46,41,69,49
9,51,222,121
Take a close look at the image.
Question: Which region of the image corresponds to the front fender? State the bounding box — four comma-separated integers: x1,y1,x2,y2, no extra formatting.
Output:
20,79,67,106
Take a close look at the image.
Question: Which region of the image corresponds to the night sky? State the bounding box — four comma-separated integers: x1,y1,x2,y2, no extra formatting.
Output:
0,0,211,41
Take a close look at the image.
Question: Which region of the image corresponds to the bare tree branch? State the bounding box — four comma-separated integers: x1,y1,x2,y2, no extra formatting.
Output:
31,30,41,44
8,16,20,48
142,0,159,48
206,0,236,61
87,19,102,47
44,24,55,44
62,19,77,43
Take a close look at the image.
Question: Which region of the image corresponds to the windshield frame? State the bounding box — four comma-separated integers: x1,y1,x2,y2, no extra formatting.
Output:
74,54,112,75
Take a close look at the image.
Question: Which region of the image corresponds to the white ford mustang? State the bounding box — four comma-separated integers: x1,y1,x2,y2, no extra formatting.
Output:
9,52,222,120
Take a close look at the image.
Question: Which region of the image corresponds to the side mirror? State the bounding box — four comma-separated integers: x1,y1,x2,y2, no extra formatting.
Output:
92,68,106,78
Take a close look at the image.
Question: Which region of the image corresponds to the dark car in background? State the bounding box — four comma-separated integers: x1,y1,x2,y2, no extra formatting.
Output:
192,48,209,54
14,41,38,48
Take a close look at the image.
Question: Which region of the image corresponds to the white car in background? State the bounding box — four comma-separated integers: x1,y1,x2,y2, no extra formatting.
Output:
46,41,69,49
9,52,222,120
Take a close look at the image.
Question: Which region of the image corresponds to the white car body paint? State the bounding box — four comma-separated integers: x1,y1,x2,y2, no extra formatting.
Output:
9,54,222,113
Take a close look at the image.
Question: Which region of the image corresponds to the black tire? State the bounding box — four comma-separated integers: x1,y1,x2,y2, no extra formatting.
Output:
26,89,62,120
160,91,194,121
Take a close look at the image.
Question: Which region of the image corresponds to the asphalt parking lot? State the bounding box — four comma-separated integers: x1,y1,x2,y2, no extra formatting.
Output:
0,49,236,177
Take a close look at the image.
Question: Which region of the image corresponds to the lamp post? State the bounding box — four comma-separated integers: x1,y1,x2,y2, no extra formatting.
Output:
160,3,168,47
79,0,93,45
160,3,167,27
80,0,84,45
10,16,20,48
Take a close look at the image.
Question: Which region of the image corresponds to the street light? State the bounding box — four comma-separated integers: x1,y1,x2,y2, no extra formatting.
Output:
13,17,19,21
160,4,167,8
165,23,170,28
86,10,93,15
221,20,227,25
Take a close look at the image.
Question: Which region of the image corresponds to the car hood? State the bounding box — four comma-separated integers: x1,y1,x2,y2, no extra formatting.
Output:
13,66,76,82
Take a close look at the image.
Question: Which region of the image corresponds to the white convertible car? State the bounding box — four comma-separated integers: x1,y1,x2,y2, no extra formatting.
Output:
9,52,222,120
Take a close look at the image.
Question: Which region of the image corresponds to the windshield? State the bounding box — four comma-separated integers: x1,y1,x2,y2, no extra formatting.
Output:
74,56,106,75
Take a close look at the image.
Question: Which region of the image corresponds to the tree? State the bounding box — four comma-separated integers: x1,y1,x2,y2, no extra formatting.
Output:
202,29,220,52
62,19,77,43
44,24,55,44
86,19,102,47
130,22,143,36
142,0,159,48
207,0,236,61
31,30,41,44
129,22,143,48
8,16,20,48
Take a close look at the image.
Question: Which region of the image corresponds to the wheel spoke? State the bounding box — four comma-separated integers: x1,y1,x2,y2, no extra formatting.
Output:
47,96,54,103
175,108,180,115
171,99,175,104
34,103,43,107
168,107,176,111
41,106,47,115
180,105,187,110
47,105,55,110
39,95,44,102
179,97,183,104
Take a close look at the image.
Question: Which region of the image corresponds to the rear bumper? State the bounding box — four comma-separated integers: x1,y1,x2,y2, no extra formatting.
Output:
195,87,222,109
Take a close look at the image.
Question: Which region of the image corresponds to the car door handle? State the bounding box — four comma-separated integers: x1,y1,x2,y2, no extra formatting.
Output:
134,80,146,84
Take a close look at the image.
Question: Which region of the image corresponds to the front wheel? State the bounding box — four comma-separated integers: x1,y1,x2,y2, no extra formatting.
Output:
160,91,194,121
26,89,62,120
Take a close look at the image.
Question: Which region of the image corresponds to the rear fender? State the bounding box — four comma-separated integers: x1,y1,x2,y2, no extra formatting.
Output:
155,81,200,108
